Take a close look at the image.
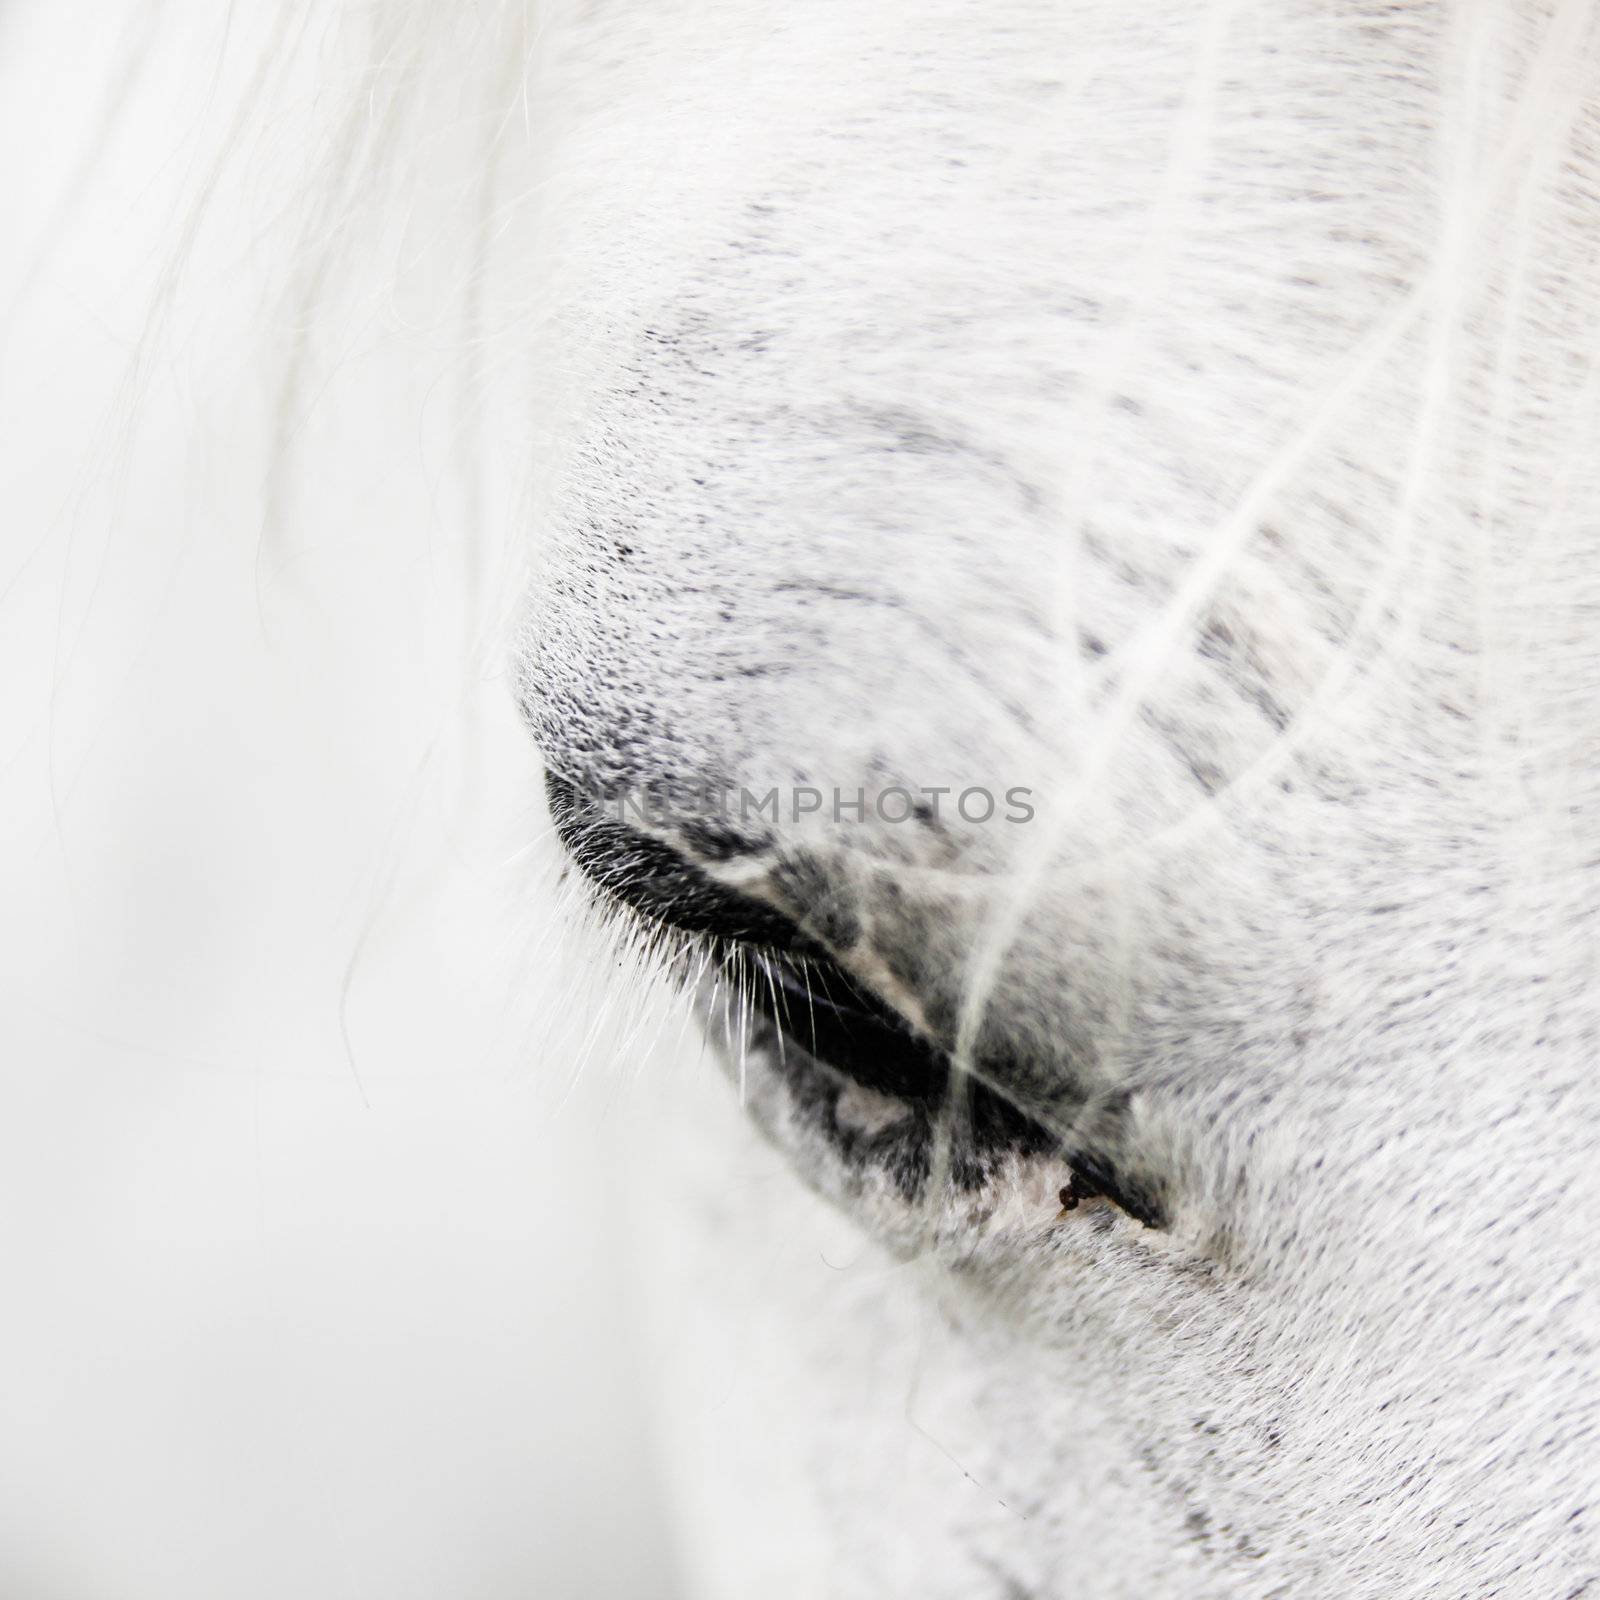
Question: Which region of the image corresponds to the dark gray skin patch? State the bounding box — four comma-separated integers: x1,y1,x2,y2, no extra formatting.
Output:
769,852,863,950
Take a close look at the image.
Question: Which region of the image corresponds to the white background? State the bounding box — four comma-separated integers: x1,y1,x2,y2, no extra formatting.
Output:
0,5,691,1593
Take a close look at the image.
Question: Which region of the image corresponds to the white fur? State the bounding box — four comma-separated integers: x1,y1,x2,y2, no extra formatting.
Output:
513,3,1600,1594
76,1,1600,1594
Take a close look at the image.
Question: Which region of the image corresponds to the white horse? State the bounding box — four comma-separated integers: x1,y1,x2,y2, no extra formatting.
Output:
514,2,1600,1594
28,1,1597,1594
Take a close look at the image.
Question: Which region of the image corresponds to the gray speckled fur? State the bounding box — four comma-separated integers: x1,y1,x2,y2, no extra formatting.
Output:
517,2,1600,1593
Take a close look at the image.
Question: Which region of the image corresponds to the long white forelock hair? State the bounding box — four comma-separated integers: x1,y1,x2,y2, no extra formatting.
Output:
45,1,1600,1588
72,0,1593,1252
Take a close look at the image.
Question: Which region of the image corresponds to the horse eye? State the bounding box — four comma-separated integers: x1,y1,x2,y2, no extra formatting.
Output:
544,772,1163,1228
